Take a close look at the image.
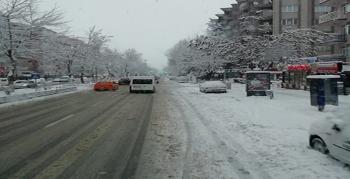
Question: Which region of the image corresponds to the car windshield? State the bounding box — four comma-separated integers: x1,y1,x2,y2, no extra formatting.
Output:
132,79,153,84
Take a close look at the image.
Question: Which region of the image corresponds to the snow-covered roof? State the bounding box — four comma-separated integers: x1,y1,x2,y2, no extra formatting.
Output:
306,75,340,79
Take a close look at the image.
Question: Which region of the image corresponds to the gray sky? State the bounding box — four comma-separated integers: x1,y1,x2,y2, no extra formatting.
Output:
41,0,236,70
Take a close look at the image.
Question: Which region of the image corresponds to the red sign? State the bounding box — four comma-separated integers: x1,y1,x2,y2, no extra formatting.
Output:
0,66,4,70
316,63,338,73
287,64,311,71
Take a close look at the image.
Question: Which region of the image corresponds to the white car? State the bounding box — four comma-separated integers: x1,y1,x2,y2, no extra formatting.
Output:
13,80,29,89
129,76,156,93
199,81,227,93
177,76,188,83
309,106,350,165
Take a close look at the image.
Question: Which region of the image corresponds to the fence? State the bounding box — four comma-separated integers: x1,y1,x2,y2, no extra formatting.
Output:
0,86,77,104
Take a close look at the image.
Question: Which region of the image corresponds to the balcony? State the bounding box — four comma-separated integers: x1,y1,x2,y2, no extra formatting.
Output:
319,0,345,7
255,0,273,9
318,54,346,62
262,11,273,20
323,33,346,44
319,11,347,26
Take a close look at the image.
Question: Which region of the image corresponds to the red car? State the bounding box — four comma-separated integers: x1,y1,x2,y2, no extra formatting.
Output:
94,80,119,91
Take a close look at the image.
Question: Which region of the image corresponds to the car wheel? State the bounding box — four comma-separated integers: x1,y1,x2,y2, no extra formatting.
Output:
311,137,329,154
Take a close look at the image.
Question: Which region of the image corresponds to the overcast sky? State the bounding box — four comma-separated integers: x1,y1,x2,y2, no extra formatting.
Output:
41,0,236,70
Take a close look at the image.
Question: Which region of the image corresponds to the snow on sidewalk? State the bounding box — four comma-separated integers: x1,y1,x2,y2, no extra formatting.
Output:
174,82,350,179
0,84,92,109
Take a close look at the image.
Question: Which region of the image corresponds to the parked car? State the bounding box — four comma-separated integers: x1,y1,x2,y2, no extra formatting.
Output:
118,77,131,85
26,81,39,88
0,78,8,86
199,81,227,93
59,76,73,82
129,76,156,93
309,107,350,165
177,76,188,83
94,80,119,91
13,80,30,89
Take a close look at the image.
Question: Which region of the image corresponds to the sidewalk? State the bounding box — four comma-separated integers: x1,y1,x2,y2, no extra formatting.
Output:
0,84,92,108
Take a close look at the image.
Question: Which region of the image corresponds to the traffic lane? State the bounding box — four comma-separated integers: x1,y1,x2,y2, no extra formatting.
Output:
0,91,154,179
0,90,125,148
0,91,128,176
0,85,130,121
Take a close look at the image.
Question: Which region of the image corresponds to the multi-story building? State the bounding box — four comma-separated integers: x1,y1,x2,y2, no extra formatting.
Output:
319,0,350,62
273,0,350,62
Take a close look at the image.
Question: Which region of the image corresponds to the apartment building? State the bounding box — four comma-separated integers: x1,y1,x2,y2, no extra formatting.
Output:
273,0,350,62
236,0,273,35
319,0,350,62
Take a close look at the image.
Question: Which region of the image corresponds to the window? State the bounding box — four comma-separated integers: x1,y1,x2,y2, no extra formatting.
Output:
282,5,298,12
132,79,153,84
315,6,331,12
314,19,319,25
343,46,350,57
316,46,331,52
344,4,350,13
263,9,271,16
281,19,298,25
344,25,350,34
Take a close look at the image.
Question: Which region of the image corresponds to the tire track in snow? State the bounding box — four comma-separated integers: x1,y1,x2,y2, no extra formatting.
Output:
167,96,192,179
176,91,273,179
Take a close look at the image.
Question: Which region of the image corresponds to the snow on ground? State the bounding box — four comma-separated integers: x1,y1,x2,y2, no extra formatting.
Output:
0,84,93,109
172,81,350,179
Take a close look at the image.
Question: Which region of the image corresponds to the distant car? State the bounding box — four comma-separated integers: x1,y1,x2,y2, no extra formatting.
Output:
199,81,227,93
118,77,131,85
59,76,73,82
309,111,350,165
177,76,188,83
13,80,30,89
0,78,8,86
130,76,156,93
94,80,119,91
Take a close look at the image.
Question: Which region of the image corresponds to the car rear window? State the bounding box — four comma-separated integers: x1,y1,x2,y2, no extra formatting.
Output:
132,79,153,84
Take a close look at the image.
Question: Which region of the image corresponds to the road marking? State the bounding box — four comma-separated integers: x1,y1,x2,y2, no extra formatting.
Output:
92,101,103,106
46,114,74,128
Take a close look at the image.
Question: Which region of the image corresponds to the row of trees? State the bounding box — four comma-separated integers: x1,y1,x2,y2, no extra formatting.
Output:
0,0,154,84
165,2,329,77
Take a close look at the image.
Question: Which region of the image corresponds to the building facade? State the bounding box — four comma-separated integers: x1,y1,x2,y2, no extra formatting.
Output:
319,0,350,62
272,0,350,62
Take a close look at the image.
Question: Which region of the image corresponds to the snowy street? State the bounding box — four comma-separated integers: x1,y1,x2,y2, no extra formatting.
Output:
136,79,350,179
0,78,349,179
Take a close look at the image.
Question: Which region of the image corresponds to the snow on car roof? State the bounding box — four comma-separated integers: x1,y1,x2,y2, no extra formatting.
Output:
306,75,340,79
201,81,226,87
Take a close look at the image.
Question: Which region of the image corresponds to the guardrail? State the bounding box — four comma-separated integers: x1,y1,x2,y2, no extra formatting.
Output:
0,86,77,104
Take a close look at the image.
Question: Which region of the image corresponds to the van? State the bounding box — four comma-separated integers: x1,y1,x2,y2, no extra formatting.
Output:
130,76,156,93
0,78,8,86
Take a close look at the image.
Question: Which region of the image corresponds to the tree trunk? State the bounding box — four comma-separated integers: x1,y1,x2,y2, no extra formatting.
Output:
80,65,85,84
67,63,71,78
95,67,98,79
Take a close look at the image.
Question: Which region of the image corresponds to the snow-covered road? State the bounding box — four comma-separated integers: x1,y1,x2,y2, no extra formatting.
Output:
137,79,350,179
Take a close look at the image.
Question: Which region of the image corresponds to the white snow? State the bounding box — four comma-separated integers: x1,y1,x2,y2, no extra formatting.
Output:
307,75,341,79
170,81,350,179
0,84,93,109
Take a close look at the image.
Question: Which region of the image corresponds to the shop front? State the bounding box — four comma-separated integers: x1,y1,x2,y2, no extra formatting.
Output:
282,64,311,90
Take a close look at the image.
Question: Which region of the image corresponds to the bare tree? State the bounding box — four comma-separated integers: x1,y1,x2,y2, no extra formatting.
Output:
0,0,66,85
